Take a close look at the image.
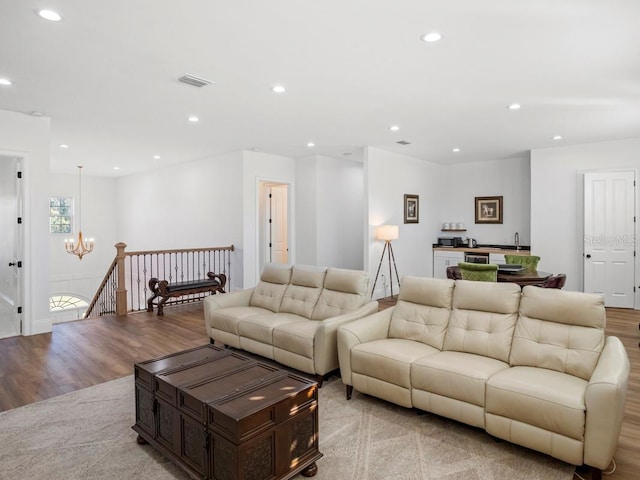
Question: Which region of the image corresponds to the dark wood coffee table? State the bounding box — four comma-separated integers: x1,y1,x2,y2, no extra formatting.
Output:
133,345,322,480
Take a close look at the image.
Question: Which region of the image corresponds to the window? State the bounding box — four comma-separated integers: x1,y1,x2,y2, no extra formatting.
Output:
50,196,73,234
49,295,88,311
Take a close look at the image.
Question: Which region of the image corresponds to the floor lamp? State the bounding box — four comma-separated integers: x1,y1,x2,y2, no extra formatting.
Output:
371,225,401,299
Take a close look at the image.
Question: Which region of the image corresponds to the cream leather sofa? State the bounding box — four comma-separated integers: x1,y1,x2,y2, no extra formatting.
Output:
337,277,629,479
204,263,378,384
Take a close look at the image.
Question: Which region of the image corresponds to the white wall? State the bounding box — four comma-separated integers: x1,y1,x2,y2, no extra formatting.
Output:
0,110,51,335
49,173,119,303
117,151,244,289
442,155,531,246
295,155,364,269
242,151,296,287
531,137,640,293
365,147,443,298
316,155,364,269
295,157,318,265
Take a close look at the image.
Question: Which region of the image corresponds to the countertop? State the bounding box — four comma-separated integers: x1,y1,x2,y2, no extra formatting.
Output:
433,245,531,255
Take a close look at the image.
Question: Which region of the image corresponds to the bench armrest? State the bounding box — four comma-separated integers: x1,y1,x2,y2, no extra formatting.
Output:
337,307,393,386
584,336,630,470
312,301,379,375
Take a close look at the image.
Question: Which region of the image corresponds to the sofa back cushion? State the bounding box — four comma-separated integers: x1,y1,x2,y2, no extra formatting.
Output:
388,277,454,349
443,280,522,362
510,286,605,380
279,265,327,318
249,263,292,312
311,267,369,320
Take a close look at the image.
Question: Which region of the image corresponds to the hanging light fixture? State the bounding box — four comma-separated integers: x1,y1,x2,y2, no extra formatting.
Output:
65,165,94,260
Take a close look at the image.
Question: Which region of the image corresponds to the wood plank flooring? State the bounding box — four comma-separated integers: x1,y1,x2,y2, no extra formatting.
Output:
0,302,638,480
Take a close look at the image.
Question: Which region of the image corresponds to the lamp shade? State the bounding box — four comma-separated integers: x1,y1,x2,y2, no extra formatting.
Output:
376,224,399,241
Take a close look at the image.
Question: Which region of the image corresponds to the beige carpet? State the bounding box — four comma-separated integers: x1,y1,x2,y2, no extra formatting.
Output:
0,375,575,480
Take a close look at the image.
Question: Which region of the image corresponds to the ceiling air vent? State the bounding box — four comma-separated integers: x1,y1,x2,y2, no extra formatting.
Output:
397,140,411,145
178,74,213,88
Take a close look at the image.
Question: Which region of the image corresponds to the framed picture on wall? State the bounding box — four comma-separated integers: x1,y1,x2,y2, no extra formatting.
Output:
404,194,419,224
475,196,503,224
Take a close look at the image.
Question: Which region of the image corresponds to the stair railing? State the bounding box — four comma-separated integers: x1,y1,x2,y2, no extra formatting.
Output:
85,243,234,318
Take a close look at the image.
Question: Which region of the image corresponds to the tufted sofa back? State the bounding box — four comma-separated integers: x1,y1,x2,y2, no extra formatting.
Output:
279,265,327,318
249,263,292,312
388,277,454,349
311,268,369,320
510,286,605,380
443,280,522,362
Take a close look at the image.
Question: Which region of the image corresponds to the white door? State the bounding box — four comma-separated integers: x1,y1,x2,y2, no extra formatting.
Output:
584,170,635,308
0,156,22,338
268,185,288,264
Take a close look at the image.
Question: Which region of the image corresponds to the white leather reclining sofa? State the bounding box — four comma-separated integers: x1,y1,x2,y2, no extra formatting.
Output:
337,277,629,480
204,263,378,385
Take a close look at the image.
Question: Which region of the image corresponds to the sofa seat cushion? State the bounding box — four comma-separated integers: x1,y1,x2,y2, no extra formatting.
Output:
273,320,320,359
351,339,439,388
412,351,510,407
238,313,306,344
209,306,273,335
486,366,587,440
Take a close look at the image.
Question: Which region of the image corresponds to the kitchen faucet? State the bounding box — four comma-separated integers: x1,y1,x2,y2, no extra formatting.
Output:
514,232,520,250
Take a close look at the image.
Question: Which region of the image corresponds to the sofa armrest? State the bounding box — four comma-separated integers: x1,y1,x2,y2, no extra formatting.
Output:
203,289,254,335
312,301,379,375
584,336,630,470
337,307,393,386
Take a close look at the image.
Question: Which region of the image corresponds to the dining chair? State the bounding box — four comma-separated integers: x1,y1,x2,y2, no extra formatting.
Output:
457,262,498,282
446,266,462,280
505,254,541,270
541,273,566,289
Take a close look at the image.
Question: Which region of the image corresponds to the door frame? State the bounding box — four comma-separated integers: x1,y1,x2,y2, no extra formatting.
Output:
255,177,295,284
580,167,639,309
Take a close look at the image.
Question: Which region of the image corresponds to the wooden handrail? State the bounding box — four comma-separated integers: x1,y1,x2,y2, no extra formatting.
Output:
125,245,235,256
84,257,117,318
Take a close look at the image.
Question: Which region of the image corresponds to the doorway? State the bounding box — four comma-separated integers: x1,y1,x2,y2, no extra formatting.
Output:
583,170,635,308
0,155,23,338
260,182,289,272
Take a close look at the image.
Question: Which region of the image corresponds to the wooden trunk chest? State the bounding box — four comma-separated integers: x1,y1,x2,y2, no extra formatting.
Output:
133,345,321,480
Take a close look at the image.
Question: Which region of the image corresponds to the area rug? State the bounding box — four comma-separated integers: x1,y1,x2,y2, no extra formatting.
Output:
0,375,575,480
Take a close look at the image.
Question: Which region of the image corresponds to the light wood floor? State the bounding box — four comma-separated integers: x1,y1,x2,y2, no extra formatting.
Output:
0,303,638,479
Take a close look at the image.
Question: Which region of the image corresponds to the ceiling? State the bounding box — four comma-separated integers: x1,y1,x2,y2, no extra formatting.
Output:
1,1,639,177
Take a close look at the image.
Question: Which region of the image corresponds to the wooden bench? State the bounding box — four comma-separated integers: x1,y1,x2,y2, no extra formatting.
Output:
147,272,227,316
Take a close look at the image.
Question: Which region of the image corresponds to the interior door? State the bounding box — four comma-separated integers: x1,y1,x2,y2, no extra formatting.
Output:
583,170,635,308
269,185,288,264
0,156,22,338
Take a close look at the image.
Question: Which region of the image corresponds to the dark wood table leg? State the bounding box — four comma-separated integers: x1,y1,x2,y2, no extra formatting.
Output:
301,462,318,477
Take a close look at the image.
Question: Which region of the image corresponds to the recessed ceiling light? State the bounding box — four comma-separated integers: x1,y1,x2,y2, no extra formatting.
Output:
343,152,353,156
31,111,43,116
272,85,286,94
37,9,62,21
59,144,69,149
153,155,161,159
452,148,460,153
420,32,442,43
552,135,563,141
389,125,400,132
0,78,12,86
188,115,199,122
508,103,521,110
113,166,120,170
306,142,315,148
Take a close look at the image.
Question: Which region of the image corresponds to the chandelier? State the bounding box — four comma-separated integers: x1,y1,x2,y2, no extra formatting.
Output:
65,165,94,260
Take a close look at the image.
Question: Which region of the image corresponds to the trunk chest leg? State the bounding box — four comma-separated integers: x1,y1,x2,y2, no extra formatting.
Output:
301,462,318,477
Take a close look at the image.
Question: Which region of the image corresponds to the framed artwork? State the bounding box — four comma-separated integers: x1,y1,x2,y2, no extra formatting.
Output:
475,196,503,224
404,194,419,224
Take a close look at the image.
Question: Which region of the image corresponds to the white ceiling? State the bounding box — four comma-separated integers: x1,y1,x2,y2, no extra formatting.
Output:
1,1,639,177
